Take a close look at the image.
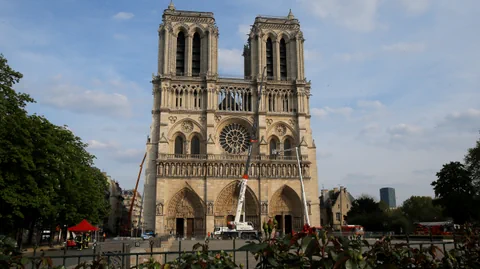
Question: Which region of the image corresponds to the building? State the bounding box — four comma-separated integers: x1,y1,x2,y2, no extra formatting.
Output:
319,187,354,230
380,187,396,208
142,2,320,237
122,190,144,233
103,173,124,236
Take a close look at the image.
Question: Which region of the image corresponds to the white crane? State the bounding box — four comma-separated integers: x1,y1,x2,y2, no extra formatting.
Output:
217,67,267,240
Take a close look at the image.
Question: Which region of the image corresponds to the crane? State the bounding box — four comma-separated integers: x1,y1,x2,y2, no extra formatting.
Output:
216,66,267,240
126,152,147,236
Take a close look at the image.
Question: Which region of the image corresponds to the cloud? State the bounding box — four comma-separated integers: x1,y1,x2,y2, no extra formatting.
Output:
299,0,382,32
237,24,250,40
112,12,134,20
400,0,432,14
436,108,480,133
111,148,145,163
357,100,384,110
87,140,118,150
305,49,322,62
317,151,333,159
382,42,426,53
343,173,376,183
334,52,372,62
312,106,354,119
218,48,244,76
40,79,133,118
387,123,423,138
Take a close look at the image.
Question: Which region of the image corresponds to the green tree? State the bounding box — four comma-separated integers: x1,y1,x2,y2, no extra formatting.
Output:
465,136,480,191
0,54,109,245
431,162,477,223
347,195,388,231
401,196,444,223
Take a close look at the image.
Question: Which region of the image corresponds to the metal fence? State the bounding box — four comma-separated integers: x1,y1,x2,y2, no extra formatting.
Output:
26,236,459,269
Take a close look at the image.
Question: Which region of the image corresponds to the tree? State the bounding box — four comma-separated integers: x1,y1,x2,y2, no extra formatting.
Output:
347,195,387,231
0,54,109,246
465,137,480,192
401,196,444,223
431,162,477,223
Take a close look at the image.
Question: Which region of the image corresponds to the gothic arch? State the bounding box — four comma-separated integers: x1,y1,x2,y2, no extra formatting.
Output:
173,22,190,36
262,31,278,42
214,180,260,228
269,185,303,217
166,187,205,236
171,132,187,155
167,118,205,141
266,121,297,141
277,32,292,42
214,116,253,138
189,24,207,37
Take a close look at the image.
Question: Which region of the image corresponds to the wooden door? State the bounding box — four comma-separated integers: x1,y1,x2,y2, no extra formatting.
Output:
187,218,194,238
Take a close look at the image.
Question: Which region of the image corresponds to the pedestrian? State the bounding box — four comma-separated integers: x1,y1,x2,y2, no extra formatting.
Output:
103,232,106,242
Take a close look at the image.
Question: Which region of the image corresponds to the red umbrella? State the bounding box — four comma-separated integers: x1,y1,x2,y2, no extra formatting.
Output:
67,219,99,232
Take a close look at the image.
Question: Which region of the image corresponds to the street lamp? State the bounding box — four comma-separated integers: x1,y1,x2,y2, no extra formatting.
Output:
272,146,310,226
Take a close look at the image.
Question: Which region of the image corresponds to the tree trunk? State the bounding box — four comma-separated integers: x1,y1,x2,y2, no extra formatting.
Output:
16,228,24,251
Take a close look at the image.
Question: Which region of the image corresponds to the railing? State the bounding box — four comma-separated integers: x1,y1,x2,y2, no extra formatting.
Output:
158,153,308,161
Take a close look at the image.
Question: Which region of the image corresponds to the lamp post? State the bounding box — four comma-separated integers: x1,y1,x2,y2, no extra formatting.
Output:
272,146,310,226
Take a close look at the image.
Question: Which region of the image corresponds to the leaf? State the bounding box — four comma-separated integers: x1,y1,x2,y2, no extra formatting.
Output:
267,257,280,267
333,256,350,269
238,242,268,253
345,259,358,269
301,235,313,253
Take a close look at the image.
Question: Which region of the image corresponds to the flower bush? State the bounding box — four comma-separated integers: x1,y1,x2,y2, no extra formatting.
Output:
2,222,479,269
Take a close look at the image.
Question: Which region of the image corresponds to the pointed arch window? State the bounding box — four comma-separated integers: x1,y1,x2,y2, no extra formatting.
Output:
191,135,200,155
266,38,274,79
284,138,292,157
280,38,287,80
176,32,186,75
175,136,184,155
192,32,201,76
269,139,278,159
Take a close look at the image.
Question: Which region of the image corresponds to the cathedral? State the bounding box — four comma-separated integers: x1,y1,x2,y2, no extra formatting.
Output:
143,2,320,237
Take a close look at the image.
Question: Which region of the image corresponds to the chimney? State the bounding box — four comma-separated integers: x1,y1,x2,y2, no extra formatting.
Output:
333,187,339,193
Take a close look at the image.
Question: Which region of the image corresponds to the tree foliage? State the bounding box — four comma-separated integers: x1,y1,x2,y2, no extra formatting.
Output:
432,162,478,224
0,54,109,239
401,196,444,223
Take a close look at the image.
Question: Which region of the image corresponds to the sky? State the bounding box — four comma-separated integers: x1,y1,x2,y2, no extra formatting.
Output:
1,0,479,205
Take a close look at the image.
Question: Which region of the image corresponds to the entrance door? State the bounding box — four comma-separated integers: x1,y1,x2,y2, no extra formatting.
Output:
284,215,293,234
275,215,283,234
187,218,194,238
176,218,184,238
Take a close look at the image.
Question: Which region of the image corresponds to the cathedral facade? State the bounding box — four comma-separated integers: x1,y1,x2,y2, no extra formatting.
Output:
143,2,320,237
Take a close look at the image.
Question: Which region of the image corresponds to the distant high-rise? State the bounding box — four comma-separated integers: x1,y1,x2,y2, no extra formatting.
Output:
380,187,396,208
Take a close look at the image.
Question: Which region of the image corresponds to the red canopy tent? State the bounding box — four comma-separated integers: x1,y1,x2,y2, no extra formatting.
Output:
68,219,99,232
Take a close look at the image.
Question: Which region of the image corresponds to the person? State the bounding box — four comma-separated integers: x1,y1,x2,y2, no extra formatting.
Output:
75,235,83,250
103,232,106,242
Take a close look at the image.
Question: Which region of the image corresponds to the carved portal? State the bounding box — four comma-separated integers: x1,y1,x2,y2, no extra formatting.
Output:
214,181,259,228
269,185,304,231
166,188,205,236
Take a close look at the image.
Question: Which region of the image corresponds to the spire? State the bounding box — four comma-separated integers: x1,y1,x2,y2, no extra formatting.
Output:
287,9,294,20
168,0,175,11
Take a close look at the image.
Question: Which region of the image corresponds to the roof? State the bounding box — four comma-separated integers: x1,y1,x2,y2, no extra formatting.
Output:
320,190,355,208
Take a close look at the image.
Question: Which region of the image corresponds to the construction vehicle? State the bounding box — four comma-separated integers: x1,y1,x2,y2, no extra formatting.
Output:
217,67,267,240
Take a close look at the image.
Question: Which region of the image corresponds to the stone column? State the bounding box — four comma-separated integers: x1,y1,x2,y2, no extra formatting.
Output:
163,29,170,75
208,31,212,75
186,34,193,76
274,40,280,80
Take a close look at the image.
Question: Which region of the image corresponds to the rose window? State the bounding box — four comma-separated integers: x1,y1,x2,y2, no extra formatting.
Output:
219,123,250,154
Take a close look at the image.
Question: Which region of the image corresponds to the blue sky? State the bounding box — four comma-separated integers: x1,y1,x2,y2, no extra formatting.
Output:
1,0,479,205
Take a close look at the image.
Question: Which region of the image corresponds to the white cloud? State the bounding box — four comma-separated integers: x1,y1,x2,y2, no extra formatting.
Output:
218,48,244,76
400,0,432,14
87,140,118,150
112,12,134,20
436,109,480,133
237,24,250,40
304,49,322,62
387,123,423,138
111,148,145,163
335,52,372,62
312,106,354,118
299,0,382,32
357,100,384,109
41,80,132,118
382,42,426,53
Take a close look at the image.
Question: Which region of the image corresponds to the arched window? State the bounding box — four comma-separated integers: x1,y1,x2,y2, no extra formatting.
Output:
280,38,287,80
269,139,278,157
191,136,200,155
175,136,184,155
266,38,273,79
284,138,292,157
176,32,186,75
192,32,201,76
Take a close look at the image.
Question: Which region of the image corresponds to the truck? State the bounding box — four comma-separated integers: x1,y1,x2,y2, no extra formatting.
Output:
215,67,267,240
